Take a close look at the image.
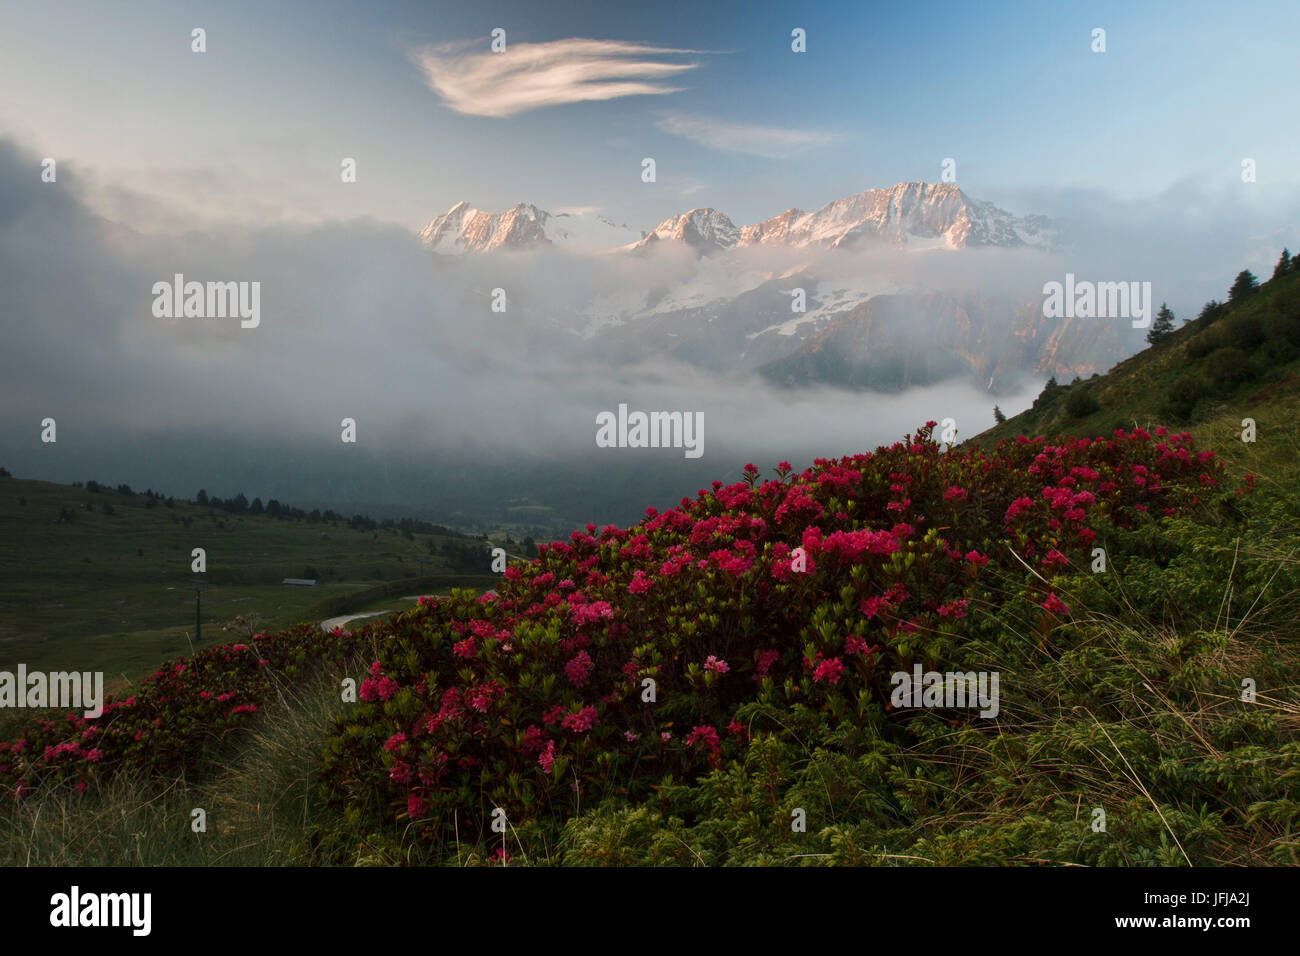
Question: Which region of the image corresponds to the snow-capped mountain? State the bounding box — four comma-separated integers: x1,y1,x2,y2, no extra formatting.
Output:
738,182,1054,250
419,182,1055,256
417,201,641,253
633,207,742,254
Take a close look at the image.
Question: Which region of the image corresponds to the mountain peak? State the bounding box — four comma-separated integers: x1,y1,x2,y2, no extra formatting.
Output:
418,201,644,253
636,207,741,253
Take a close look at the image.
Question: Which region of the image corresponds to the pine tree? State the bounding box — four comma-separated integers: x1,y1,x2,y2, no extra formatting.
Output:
1274,248,1292,281
1229,269,1259,303
993,405,1006,425
1196,299,1224,326
1147,303,1176,345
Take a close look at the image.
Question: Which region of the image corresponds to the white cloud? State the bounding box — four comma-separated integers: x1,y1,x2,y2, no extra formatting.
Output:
411,38,702,118
655,111,837,158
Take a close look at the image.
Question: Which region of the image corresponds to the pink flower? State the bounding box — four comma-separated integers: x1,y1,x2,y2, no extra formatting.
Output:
467,682,502,713
562,705,598,734
1005,496,1034,525
704,655,729,674
937,599,968,619
538,740,557,774
812,657,845,685
408,794,428,819
571,601,614,626
685,725,721,754
1043,549,1070,570
565,650,594,688
628,570,653,595
1041,593,1069,615
860,595,892,619
943,486,967,501
85,748,105,763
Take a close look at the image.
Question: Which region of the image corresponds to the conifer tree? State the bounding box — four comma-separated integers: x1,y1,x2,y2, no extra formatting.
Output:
1147,303,1176,345
1229,269,1259,302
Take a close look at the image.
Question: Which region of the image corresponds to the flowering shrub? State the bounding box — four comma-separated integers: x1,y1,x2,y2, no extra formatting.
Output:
0,623,370,798
312,423,1238,846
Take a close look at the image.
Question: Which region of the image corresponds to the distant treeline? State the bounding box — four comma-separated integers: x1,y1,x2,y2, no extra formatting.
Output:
0,471,543,563
50,477,480,541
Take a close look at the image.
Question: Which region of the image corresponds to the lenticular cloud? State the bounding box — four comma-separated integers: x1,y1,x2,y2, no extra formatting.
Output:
411,38,703,117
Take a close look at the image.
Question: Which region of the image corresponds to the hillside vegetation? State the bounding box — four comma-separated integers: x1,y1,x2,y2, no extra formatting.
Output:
0,477,504,687
980,252,1300,445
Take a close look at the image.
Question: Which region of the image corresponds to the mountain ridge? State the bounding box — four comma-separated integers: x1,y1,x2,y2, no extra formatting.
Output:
419,182,1056,255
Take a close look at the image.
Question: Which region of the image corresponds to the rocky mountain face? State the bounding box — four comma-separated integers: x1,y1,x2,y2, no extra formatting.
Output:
417,183,1133,393
634,207,742,253
758,293,1122,392
418,201,642,253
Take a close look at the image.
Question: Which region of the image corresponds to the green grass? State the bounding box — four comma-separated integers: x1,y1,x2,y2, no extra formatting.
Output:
0,476,489,683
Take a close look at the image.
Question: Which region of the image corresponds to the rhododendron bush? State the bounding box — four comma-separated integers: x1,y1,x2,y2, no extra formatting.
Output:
0,625,371,797
315,423,1237,846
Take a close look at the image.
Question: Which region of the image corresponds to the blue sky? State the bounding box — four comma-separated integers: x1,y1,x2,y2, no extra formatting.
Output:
1,0,1297,231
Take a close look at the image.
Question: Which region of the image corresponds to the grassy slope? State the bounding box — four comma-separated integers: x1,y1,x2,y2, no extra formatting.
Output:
975,268,1300,449
0,478,493,686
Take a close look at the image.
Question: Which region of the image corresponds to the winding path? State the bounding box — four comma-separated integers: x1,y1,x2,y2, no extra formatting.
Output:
319,610,392,634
